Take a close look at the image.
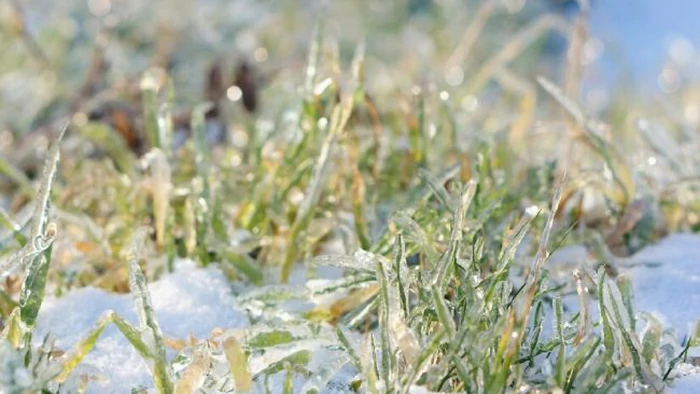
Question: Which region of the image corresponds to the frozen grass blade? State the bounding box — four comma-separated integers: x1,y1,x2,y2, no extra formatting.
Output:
375,251,394,387
641,317,661,365
1,125,66,349
126,227,174,393
418,169,456,212
521,174,564,320
283,361,294,394
2,308,23,348
281,94,353,282
603,280,663,390
56,311,114,382
392,233,409,318
300,353,350,393
362,333,380,394
352,167,371,250
431,289,456,339
191,103,213,265
311,250,378,273
55,309,173,390
431,180,476,292
596,271,615,365
663,338,692,381
401,329,445,392
219,249,263,285
141,68,164,149
336,326,361,370
390,211,437,261
497,213,534,271
144,149,171,249
563,337,600,393
553,297,566,386
223,336,252,393
616,275,636,332
573,269,589,344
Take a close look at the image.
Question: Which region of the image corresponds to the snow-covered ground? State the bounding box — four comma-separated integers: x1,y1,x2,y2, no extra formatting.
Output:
33,235,700,392
625,234,700,393
34,260,249,393
626,234,700,339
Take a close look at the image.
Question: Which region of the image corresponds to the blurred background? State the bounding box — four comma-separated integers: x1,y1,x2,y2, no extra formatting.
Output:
2,0,700,233
2,0,700,294
1,0,698,131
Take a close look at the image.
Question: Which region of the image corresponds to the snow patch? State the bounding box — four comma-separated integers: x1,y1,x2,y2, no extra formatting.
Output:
626,233,700,337
34,259,248,393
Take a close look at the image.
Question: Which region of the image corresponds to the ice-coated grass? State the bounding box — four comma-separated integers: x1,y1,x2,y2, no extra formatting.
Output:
1,0,700,393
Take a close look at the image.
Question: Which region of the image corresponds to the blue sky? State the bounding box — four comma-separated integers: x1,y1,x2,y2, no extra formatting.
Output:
589,0,699,87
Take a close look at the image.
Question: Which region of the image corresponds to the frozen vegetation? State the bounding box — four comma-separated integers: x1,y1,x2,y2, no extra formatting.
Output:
1,0,700,393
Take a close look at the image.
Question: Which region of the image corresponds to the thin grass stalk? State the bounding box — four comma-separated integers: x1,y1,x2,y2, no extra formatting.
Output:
573,269,589,344
281,95,353,282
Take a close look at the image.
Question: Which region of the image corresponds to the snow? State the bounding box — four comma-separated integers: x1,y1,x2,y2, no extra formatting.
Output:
623,233,700,392
668,362,700,394
626,233,700,337
33,259,248,393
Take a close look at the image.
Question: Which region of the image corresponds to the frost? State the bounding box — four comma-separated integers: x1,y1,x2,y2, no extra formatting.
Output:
312,249,379,273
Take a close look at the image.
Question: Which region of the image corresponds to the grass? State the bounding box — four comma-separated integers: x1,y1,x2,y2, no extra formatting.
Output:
1,0,700,392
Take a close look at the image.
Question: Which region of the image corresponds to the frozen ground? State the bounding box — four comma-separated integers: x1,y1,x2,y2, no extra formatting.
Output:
33,235,700,392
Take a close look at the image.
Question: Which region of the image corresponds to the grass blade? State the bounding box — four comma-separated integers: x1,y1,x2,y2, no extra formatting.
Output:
125,227,174,393
223,336,253,393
